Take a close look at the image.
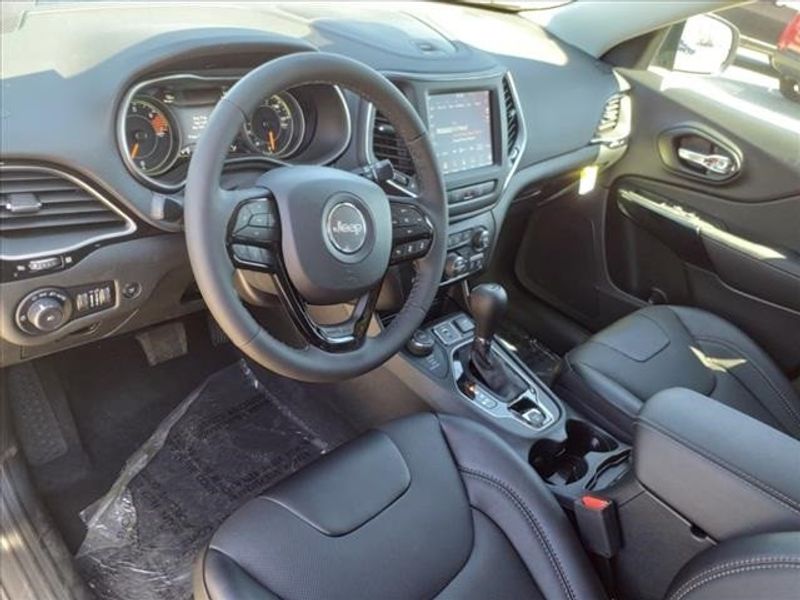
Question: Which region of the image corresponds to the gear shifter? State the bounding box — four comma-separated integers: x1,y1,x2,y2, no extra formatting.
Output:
466,283,525,401
470,283,507,360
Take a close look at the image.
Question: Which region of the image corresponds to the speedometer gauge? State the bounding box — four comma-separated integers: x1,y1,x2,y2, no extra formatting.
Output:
124,98,179,176
244,92,305,158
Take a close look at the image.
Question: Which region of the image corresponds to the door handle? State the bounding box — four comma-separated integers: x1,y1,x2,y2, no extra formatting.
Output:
676,148,737,176
658,126,743,183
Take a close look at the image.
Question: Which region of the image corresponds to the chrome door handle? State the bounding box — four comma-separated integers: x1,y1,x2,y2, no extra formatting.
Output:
677,148,737,176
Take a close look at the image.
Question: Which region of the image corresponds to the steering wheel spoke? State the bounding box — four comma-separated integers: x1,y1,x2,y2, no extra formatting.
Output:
225,188,281,273
272,260,382,351
389,198,434,265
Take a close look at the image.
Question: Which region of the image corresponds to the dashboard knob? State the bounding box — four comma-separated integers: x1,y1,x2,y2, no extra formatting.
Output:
472,227,490,251
26,297,67,333
444,253,468,280
406,329,435,357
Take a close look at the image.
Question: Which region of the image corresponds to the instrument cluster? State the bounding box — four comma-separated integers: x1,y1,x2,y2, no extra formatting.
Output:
118,74,351,191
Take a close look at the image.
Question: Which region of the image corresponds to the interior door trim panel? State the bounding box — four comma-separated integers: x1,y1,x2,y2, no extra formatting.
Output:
618,187,800,314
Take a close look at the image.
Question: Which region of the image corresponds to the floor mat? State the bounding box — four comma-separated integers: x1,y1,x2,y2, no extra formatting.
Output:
38,314,240,551
498,320,562,386
75,360,343,600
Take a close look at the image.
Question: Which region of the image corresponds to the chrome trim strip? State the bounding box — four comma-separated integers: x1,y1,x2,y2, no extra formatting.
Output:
619,188,785,262
0,164,137,261
500,71,528,194
117,73,353,192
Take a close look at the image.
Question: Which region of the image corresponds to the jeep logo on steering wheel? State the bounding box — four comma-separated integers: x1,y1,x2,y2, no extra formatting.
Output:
326,202,368,254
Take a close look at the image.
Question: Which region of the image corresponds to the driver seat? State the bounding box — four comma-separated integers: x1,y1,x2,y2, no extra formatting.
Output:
194,413,800,600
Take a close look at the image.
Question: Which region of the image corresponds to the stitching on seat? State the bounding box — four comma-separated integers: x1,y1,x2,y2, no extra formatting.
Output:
668,563,800,600
459,467,576,600
694,334,800,429
667,557,800,600
638,421,800,517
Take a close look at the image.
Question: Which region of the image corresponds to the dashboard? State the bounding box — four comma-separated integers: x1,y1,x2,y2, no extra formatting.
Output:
0,1,629,366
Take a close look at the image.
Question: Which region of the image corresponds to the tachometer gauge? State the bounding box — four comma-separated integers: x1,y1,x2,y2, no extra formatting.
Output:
124,98,179,176
244,92,305,159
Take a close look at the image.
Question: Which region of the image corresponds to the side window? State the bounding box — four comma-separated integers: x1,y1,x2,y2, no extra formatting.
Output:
650,2,800,105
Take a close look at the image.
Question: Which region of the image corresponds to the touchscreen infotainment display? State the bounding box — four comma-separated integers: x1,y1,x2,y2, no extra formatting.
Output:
427,91,493,175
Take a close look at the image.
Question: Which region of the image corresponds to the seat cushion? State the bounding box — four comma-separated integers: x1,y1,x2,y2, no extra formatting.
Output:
557,305,800,442
195,413,606,600
665,532,800,600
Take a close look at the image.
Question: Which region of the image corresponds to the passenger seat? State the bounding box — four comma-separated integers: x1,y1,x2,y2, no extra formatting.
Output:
557,305,800,442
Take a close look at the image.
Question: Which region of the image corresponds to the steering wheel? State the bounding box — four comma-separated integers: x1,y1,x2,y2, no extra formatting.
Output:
184,52,447,382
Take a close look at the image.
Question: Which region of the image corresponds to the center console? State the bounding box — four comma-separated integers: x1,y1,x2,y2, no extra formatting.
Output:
389,282,632,508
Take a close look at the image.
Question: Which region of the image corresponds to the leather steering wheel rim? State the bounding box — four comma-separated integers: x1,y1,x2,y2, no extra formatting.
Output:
184,52,447,382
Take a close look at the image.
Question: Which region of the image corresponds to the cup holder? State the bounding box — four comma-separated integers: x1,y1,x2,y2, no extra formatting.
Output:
530,420,618,486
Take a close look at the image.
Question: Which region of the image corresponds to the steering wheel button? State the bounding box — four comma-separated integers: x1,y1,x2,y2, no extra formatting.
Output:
411,239,430,255
249,213,269,227
235,207,253,228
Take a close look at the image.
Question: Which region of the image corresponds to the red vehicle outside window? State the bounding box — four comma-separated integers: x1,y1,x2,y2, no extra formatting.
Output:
774,11,800,100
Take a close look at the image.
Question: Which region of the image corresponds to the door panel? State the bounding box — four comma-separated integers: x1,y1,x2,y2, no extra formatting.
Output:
513,66,800,374
604,69,800,372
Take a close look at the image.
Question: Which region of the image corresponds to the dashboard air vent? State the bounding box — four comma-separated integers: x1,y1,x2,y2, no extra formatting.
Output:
372,112,415,177
502,76,519,154
596,93,623,134
0,166,134,259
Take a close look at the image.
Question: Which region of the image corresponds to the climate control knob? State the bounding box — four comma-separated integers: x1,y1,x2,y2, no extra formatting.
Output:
472,227,491,251
444,253,468,280
27,297,66,332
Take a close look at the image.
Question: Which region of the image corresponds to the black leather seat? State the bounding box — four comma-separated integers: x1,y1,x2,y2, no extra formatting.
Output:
195,413,606,600
196,412,800,600
557,305,800,443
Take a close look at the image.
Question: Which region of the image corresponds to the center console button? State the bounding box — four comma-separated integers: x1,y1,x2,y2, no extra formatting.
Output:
477,181,497,195
432,322,460,345
473,389,498,410
453,315,475,333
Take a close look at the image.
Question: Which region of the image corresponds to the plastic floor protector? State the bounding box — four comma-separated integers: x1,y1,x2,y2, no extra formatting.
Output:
75,360,332,600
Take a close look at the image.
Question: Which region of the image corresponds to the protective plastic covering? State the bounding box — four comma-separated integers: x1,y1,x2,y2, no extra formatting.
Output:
75,360,330,600
497,322,562,386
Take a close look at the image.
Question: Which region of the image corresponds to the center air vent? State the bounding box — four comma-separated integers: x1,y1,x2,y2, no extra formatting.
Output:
372,112,415,177
502,76,520,154
0,165,134,259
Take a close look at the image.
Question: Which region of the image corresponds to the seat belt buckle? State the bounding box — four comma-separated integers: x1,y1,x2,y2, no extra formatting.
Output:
573,494,621,558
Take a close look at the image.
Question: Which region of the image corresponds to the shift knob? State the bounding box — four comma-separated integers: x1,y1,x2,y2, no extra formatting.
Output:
469,283,507,343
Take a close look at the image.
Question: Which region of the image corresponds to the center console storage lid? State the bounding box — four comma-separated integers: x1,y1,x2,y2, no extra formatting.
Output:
634,388,800,541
